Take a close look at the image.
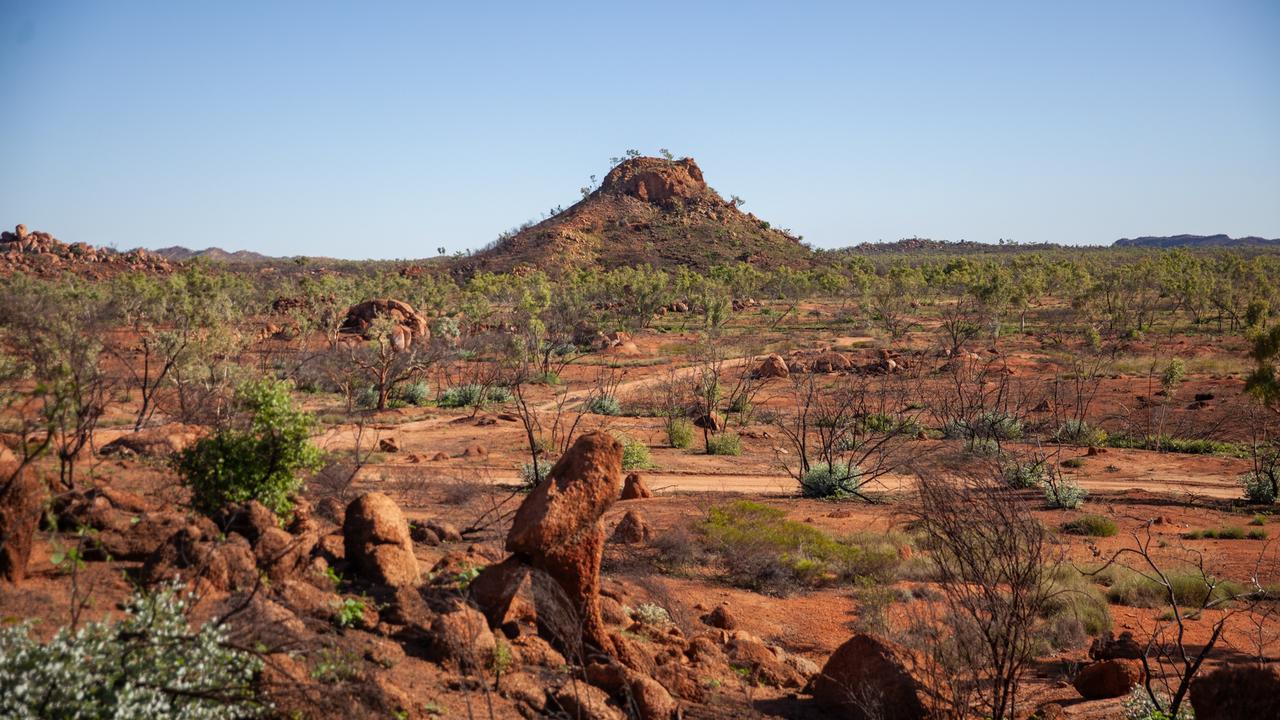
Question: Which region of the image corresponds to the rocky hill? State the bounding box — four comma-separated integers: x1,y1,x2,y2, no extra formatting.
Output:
0,224,172,278
1113,234,1280,249
463,157,813,273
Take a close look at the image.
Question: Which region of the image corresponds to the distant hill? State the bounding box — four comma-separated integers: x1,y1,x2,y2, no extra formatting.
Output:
462,156,813,273
839,237,1067,255
152,246,278,263
1113,234,1280,249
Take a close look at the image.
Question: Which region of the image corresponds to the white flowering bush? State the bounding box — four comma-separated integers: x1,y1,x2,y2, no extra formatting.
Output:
0,583,264,719
1121,685,1195,720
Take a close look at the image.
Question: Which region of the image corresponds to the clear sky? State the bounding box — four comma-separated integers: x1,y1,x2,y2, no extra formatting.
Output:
2,1,1278,258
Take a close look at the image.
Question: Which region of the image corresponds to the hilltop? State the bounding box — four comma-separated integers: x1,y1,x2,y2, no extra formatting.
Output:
462,156,813,273
1113,234,1280,249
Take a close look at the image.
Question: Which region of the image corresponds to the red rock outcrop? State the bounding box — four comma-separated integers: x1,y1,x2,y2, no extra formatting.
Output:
339,299,429,349
474,431,622,655
808,634,928,720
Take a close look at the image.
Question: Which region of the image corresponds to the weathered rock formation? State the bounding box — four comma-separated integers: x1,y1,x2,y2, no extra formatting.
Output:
340,299,430,349
473,431,622,655
343,492,420,587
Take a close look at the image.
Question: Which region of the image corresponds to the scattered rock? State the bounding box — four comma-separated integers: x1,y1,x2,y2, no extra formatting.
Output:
377,437,400,453
462,445,487,458
100,424,202,458
1073,658,1145,700
423,519,463,543
549,682,625,720
430,451,451,461
428,603,497,670
728,632,805,688
621,472,652,500
409,523,441,546
343,492,420,588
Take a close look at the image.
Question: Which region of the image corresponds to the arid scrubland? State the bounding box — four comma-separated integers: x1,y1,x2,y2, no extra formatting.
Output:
2,208,1280,719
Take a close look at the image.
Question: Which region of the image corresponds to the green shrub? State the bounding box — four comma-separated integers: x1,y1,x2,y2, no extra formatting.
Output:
944,412,1023,441
175,378,323,520
1002,460,1047,489
1053,420,1108,447
1061,515,1118,537
438,384,511,409
700,501,901,594
706,433,742,456
333,596,367,628
397,381,431,406
973,411,1023,440
584,395,622,416
1044,478,1087,509
0,583,263,719
665,417,694,449
519,461,552,489
616,434,653,470
861,412,921,435
1241,470,1278,504
798,462,864,499
354,385,380,409
966,437,1001,457
630,603,673,628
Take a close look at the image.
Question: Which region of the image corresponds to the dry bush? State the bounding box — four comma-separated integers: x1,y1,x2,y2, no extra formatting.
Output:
903,472,1074,719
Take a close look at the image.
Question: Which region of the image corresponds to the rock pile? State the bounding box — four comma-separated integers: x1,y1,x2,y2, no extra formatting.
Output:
0,225,173,278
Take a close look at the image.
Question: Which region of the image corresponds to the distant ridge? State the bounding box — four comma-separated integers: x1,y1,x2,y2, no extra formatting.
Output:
1113,234,1280,249
151,246,278,263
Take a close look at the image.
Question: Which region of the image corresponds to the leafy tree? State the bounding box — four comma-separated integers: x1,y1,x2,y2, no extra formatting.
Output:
175,378,323,520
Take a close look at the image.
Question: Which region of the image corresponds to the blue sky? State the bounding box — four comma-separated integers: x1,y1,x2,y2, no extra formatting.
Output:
2,1,1278,258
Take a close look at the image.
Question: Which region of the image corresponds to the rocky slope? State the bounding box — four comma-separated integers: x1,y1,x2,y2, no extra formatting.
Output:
464,157,813,273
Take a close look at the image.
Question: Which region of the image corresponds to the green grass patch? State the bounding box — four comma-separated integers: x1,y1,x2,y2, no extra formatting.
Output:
699,500,902,594
705,432,742,456
1060,515,1118,537
1100,565,1247,608
1104,434,1250,458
